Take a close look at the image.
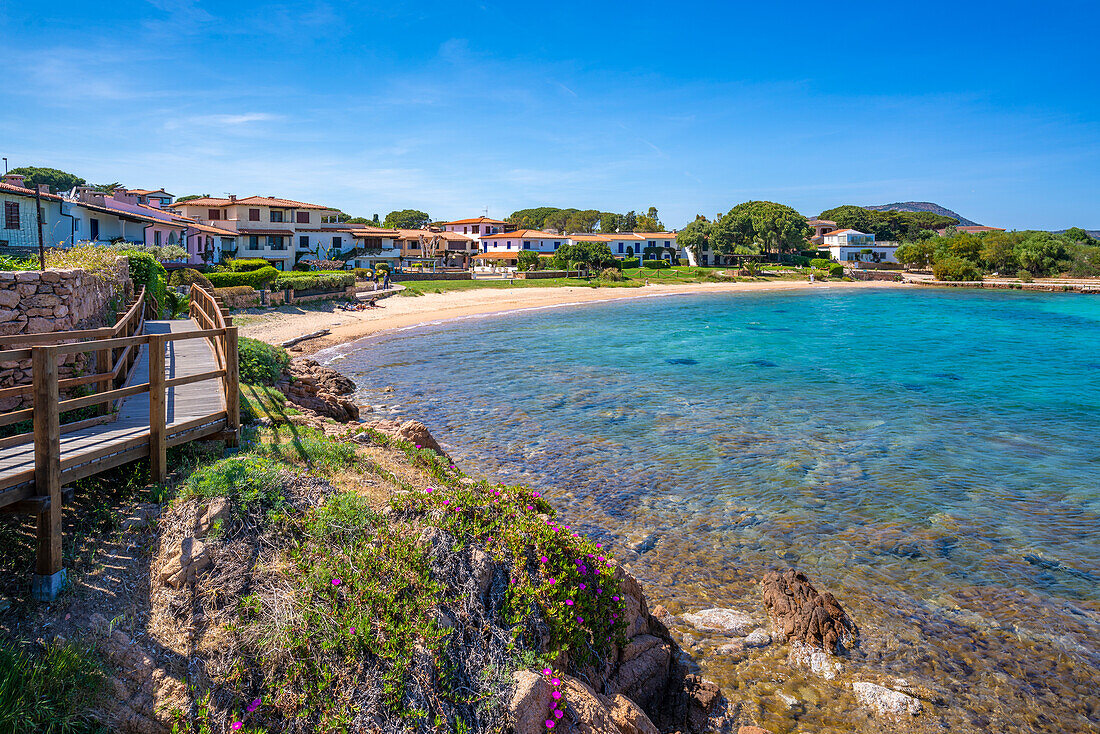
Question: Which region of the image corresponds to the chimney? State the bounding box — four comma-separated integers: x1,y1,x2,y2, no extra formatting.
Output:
2,173,26,188
37,184,50,195
228,194,237,201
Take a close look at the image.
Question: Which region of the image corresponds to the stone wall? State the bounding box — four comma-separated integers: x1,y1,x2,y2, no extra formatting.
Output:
0,258,131,337
0,259,132,411
392,271,472,281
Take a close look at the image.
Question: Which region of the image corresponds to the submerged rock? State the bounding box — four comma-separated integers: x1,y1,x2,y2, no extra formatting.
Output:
759,569,858,653
682,608,755,636
787,641,842,680
851,681,923,716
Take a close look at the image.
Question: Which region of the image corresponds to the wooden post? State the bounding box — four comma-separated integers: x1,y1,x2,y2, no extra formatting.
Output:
224,326,240,447
96,346,112,415
32,345,66,600
148,334,167,483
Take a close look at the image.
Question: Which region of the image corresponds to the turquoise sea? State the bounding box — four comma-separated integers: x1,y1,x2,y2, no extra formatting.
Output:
324,288,1100,733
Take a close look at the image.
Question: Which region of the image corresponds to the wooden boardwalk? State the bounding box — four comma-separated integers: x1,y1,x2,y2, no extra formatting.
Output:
0,283,238,599
0,319,225,497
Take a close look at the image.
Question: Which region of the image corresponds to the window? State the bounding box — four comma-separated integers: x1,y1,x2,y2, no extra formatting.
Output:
249,209,260,221
472,225,480,234
270,210,284,223
664,240,671,247
248,235,260,250
4,201,19,229
523,241,531,249
332,236,342,249
554,242,560,249
299,235,309,248
463,226,468,234
321,214,340,224
618,243,624,254
296,211,309,224
154,230,162,246
268,235,286,250
208,209,222,221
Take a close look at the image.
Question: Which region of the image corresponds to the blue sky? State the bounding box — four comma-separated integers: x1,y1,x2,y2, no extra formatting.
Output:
1,0,1097,230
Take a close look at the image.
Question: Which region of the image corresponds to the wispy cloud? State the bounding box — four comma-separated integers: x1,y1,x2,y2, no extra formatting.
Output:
164,113,280,131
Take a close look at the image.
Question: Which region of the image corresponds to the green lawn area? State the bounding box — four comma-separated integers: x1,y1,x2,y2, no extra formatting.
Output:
397,266,817,295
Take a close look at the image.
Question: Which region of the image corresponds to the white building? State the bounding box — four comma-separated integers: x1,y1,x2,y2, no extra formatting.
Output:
440,217,511,246
821,229,898,264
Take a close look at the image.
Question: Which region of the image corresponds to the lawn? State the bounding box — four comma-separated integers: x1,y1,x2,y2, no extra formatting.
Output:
396,266,817,295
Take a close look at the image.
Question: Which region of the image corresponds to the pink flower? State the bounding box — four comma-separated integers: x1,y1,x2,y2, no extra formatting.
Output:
349,627,356,634
579,584,586,590
554,709,563,719
442,499,450,505
425,487,433,493
231,724,243,732
565,599,574,606
540,556,548,563
526,505,534,511
577,616,583,622
564,525,570,530
247,698,262,713
548,578,556,584
542,667,552,675
612,596,619,602
533,491,541,498
550,677,561,686
596,544,602,549
552,690,562,700
545,721,555,729
415,444,422,449
331,578,341,586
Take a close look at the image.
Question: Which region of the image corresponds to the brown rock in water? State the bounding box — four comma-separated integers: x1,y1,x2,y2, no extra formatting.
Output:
276,358,360,422
760,569,857,653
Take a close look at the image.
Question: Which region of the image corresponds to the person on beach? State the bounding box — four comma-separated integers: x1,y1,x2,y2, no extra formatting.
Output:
809,272,815,284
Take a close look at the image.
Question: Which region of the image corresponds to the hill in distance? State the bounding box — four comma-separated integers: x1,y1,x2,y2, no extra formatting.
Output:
863,202,977,227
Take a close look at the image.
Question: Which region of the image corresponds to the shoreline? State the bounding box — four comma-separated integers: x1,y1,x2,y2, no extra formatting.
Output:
238,279,905,355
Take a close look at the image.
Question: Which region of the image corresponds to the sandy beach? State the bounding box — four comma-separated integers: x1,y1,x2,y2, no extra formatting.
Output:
236,279,903,354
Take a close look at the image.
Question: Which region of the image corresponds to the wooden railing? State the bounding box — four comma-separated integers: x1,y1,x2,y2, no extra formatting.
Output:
188,283,239,449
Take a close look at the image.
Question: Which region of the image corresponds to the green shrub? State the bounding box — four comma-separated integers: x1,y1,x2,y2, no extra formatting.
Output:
620,257,639,268
517,250,541,271
1017,269,1034,282
932,255,982,281
182,455,286,520
0,638,105,733
789,255,810,266
228,258,271,272
599,267,624,281
238,337,289,385
168,268,214,291
810,258,833,270
354,268,373,279
828,263,845,278
273,270,354,292
642,259,669,269
207,266,279,290
375,262,390,273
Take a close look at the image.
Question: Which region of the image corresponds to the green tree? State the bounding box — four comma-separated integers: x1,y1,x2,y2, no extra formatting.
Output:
933,255,982,281
175,194,207,203
551,241,617,271
598,212,622,233
677,216,714,262
507,207,562,230
7,166,86,193
565,209,601,233
635,206,664,232
1063,227,1096,245
383,209,431,229
819,205,873,233
517,249,541,271
1013,232,1065,276
979,232,1019,273
894,241,934,269
715,201,810,259
621,211,637,231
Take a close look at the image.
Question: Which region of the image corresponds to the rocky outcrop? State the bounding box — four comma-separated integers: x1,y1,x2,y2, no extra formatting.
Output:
360,418,448,457
276,357,359,422
87,614,188,734
760,569,857,653
157,537,211,589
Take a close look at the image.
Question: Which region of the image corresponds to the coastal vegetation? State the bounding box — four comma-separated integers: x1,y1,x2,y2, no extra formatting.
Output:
677,201,812,262
896,228,1100,280
506,206,664,233
819,205,958,241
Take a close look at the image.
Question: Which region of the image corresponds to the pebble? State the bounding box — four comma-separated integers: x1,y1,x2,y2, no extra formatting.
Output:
744,630,772,648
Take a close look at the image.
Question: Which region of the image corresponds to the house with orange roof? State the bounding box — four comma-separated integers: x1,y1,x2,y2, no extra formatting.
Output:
128,189,174,208
168,194,344,269
806,218,838,244
439,216,513,246
1,174,70,250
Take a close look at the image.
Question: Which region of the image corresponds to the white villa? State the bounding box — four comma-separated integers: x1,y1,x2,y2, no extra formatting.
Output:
439,217,511,245
821,229,899,264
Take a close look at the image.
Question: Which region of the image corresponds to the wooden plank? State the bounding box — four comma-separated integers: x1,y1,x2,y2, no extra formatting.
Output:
0,480,34,507
0,383,32,401
0,348,32,362
57,381,149,413
167,420,227,448
165,368,225,389
32,346,62,577
0,327,114,346
60,433,149,472
148,334,166,483
63,444,149,484
167,411,227,438
0,407,34,428
0,487,75,515
0,430,32,450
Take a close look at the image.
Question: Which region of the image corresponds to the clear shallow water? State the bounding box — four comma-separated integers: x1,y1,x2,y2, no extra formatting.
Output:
325,288,1100,732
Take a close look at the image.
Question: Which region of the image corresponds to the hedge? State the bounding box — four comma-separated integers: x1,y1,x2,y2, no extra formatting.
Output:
641,259,670,269
810,258,833,269
229,258,272,272
621,258,640,268
214,285,256,298
207,266,279,289
828,264,845,277
168,268,214,291
273,270,354,292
